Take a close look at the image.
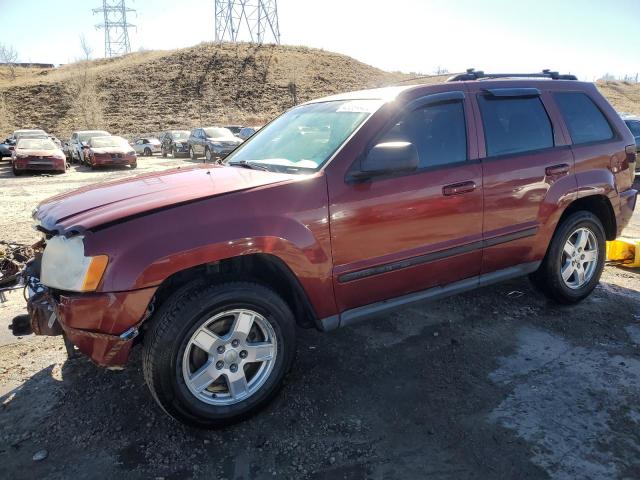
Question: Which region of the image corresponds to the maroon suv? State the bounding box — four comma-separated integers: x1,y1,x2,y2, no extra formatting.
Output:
22,71,637,427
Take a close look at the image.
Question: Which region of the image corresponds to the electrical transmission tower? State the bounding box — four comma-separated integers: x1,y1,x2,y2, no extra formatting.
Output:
93,1,136,58
215,0,281,45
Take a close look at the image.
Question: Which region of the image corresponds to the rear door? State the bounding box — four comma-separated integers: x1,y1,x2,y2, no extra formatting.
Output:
329,92,484,312
470,86,576,274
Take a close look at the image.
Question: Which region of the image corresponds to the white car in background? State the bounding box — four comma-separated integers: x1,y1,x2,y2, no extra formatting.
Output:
132,137,162,156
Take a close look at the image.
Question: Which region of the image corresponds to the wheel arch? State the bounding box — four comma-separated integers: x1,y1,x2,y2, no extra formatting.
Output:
151,253,321,330
558,194,617,240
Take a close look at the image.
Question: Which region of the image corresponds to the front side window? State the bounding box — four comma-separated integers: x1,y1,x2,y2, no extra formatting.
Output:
554,92,613,145
376,101,467,169
479,95,554,156
225,99,383,172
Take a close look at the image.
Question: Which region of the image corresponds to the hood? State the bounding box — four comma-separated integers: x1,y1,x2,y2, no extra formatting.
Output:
92,146,133,155
35,164,297,235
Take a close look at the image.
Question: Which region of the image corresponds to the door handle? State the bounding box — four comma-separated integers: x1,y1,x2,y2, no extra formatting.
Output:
545,163,570,176
442,181,476,196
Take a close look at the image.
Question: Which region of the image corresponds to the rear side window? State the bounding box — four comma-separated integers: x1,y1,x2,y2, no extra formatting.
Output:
378,101,467,168
478,96,554,156
554,92,613,145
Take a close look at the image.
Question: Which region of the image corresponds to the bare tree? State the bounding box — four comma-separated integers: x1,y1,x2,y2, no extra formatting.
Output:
79,34,93,62
0,43,19,80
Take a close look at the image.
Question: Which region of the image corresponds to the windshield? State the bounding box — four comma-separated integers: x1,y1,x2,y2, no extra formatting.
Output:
17,138,56,150
90,136,129,148
78,131,110,142
204,127,235,139
172,131,190,140
15,130,46,139
225,99,382,172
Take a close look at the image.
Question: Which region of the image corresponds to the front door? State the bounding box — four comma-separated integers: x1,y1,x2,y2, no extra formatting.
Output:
328,93,484,312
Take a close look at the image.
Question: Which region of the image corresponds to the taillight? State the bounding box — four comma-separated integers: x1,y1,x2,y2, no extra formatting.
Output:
626,144,637,179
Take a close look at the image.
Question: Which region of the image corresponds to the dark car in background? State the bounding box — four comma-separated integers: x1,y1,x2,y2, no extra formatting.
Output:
238,126,258,140
11,137,66,175
623,116,640,172
224,125,244,136
0,140,15,159
188,127,243,162
160,130,190,158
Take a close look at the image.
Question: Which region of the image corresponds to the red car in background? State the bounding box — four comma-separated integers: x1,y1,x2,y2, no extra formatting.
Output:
11,137,66,175
84,136,137,170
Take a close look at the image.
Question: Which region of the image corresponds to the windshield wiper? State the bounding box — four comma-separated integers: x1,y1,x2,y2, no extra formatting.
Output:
228,160,270,171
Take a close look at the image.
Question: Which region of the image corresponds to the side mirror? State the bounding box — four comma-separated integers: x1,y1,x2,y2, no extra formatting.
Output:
353,141,419,181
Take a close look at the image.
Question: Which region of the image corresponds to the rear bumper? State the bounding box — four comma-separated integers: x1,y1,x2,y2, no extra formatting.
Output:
616,188,638,236
29,287,157,367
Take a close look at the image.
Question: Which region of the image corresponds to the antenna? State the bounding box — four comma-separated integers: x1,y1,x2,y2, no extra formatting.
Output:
214,0,281,44
93,1,136,58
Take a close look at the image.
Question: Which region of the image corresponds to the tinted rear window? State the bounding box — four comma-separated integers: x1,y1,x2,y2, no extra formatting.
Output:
478,96,554,156
554,92,613,145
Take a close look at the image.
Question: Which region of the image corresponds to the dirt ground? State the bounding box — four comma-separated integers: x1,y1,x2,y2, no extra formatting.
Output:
1,159,639,480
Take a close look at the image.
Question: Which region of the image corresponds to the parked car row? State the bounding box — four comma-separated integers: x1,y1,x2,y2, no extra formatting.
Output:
158,125,259,161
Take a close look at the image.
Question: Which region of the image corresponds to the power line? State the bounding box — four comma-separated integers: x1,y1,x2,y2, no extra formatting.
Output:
93,0,136,58
214,0,281,44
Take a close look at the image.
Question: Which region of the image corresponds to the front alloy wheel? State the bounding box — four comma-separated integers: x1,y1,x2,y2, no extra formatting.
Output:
143,281,295,428
182,309,277,405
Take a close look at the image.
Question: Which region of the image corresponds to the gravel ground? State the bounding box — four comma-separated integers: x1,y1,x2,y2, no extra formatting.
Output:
1,159,639,479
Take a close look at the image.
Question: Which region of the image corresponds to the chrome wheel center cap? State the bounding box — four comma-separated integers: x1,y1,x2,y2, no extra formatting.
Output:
224,349,238,364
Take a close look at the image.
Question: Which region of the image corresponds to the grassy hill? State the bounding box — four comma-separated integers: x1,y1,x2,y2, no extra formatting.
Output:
0,42,638,139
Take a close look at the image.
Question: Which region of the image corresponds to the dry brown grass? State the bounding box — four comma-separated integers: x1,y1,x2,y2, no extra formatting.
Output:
0,43,638,139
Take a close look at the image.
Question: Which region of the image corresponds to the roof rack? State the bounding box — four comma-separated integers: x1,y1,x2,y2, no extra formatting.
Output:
447,68,578,82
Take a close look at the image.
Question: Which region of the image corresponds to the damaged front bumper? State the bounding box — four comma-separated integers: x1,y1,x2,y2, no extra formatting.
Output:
15,276,157,368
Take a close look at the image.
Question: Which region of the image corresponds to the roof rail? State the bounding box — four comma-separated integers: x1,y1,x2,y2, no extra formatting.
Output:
447,68,578,82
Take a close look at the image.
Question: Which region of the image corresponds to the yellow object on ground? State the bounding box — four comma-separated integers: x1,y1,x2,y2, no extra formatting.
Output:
606,239,640,268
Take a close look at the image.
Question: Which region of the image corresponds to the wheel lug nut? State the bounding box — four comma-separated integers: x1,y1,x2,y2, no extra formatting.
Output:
216,361,224,370
217,345,225,354
231,339,239,348
239,350,247,359
230,364,238,372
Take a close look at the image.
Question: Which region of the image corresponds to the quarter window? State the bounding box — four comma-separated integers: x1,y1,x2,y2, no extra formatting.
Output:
377,101,467,169
479,96,554,156
554,92,613,145
626,120,640,137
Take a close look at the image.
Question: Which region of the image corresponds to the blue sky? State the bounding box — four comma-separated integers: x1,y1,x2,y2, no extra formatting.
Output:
1,0,639,80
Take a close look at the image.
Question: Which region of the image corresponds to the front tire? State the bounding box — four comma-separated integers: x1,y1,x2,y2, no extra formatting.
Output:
161,147,167,158
144,147,152,157
143,281,296,428
530,211,606,304
190,147,197,160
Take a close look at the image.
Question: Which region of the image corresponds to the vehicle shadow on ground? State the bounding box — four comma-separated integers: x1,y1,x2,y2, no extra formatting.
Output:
2,275,640,479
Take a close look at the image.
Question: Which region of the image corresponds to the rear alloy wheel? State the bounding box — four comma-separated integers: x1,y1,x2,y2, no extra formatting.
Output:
143,281,295,428
530,211,605,304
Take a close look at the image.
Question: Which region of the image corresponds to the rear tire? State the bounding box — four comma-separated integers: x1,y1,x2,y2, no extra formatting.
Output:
12,165,22,176
142,281,296,428
529,211,606,304
144,147,152,157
